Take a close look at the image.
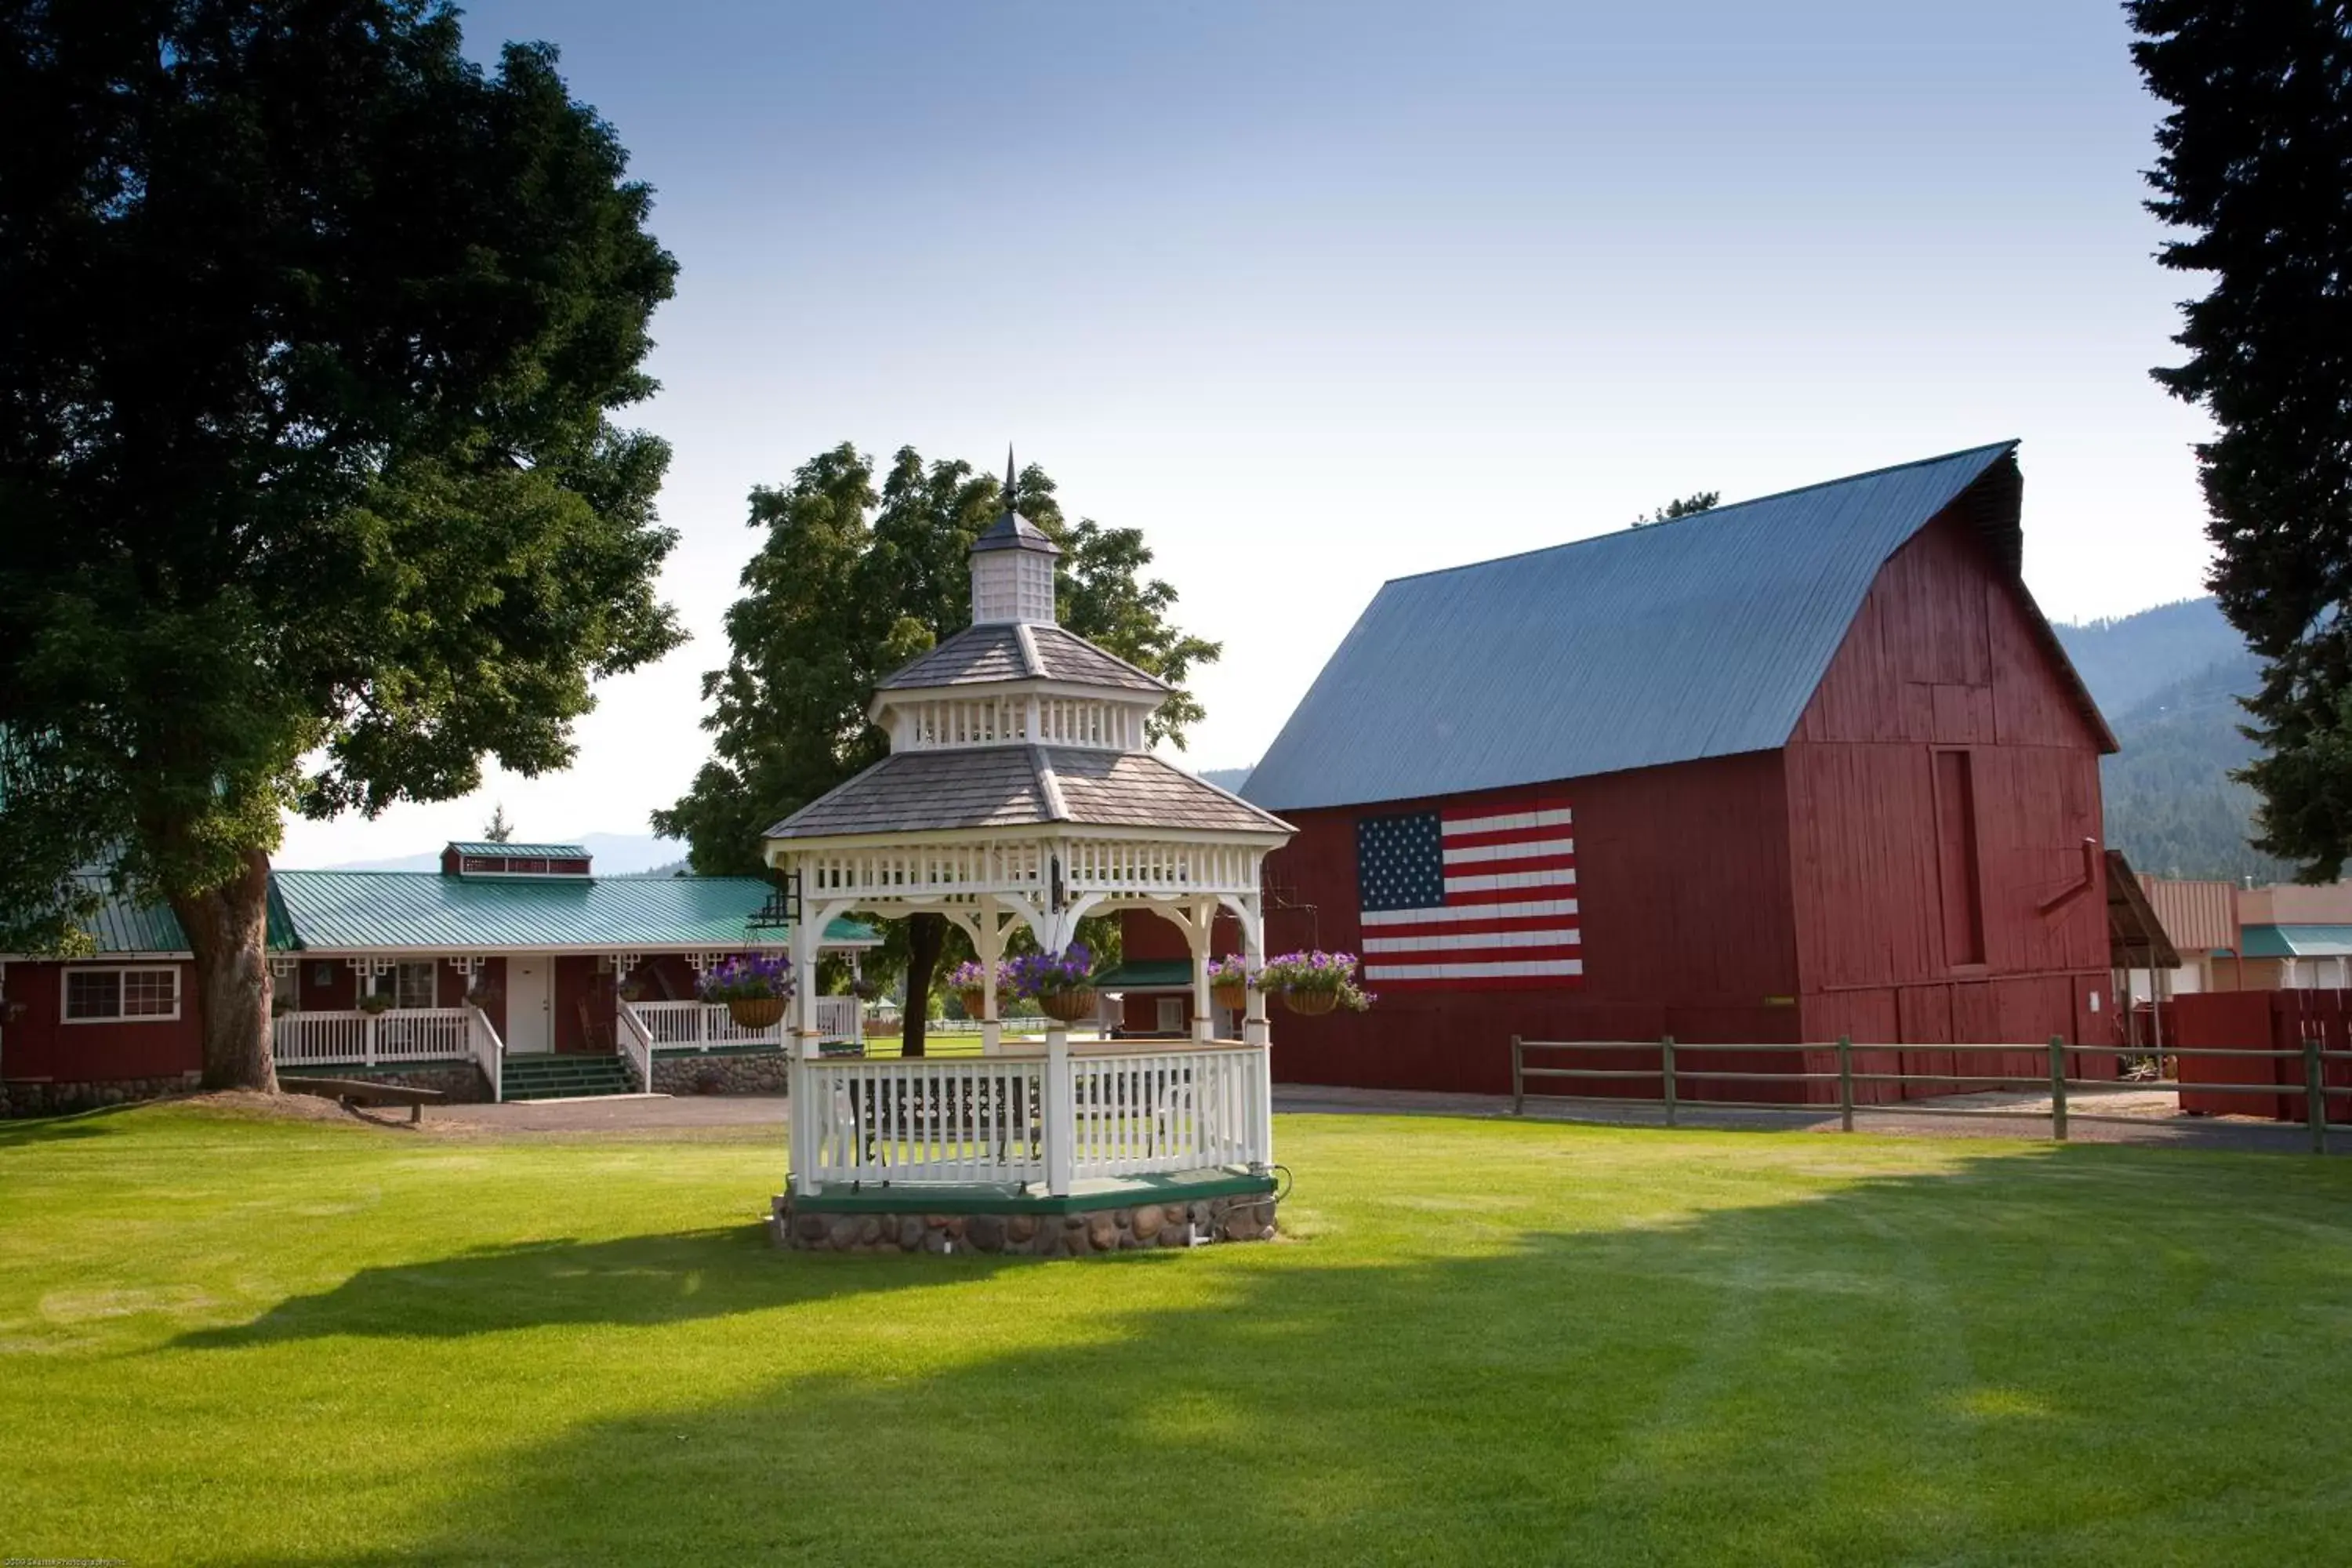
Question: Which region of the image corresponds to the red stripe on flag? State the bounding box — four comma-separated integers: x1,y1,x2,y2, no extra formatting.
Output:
1446,852,1577,877
1443,881,1578,907
1362,975,1588,993
1439,823,1574,851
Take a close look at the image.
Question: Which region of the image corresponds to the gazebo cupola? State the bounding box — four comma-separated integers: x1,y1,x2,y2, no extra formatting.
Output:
967,454,1060,626
760,456,1295,1208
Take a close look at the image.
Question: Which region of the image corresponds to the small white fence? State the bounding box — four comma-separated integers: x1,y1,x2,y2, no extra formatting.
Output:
274,1007,475,1068
791,1040,1272,1196
630,996,862,1049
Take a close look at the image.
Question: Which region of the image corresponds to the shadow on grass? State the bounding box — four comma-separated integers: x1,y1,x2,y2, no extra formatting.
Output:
216,1143,2352,1566
176,1223,1010,1346
0,1102,155,1148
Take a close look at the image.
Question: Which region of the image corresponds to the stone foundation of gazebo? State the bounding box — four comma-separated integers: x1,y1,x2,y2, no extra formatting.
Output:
770,1167,1280,1256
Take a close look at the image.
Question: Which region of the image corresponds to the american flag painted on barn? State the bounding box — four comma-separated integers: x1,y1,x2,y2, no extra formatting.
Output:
1354,792,1582,989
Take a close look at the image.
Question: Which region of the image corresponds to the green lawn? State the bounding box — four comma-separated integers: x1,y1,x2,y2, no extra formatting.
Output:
5,1105,2351,1566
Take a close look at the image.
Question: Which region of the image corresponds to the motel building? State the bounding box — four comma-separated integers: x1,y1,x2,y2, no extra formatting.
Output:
0,844,877,1116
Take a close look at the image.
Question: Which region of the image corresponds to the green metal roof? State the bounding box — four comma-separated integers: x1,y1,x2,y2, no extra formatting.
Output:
1091,959,1194,989
66,877,191,954
270,871,878,953
442,841,589,859
2238,924,2352,960
10,871,880,958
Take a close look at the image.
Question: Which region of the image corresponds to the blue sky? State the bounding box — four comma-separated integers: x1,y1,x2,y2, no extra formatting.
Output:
280,0,2213,866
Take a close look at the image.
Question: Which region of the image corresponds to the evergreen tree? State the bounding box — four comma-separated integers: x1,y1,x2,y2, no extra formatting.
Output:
655,445,1217,1054
0,2,681,1087
2131,2,2352,877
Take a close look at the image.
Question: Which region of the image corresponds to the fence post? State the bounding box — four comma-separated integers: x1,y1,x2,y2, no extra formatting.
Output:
2047,1035,2068,1143
1044,1025,1075,1196
1511,1035,1524,1116
1837,1035,1854,1134
1661,1036,1677,1128
2306,1036,2327,1156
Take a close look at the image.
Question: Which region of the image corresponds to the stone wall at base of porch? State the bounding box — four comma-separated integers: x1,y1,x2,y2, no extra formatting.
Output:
283,1062,490,1103
2,1071,202,1118
769,1192,1279,1256
653,1049,791,1097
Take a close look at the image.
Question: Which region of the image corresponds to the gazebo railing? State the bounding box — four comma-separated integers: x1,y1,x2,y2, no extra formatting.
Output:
791,1040,1272,1194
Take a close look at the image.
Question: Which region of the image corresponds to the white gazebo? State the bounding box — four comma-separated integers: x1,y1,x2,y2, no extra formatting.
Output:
761,473,1295,1254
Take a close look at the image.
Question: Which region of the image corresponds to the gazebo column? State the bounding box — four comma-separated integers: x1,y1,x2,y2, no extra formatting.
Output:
1240,895,1269,1048
976,896,1005,1057
1187,895,1215,1044
790,891,823,1061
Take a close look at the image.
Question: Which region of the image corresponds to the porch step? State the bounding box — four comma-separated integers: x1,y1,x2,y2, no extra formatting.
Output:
501,1054,637,1102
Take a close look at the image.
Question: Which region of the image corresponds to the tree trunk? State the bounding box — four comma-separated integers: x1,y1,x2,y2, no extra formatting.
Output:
168,848,278,1092
901,912,945,1060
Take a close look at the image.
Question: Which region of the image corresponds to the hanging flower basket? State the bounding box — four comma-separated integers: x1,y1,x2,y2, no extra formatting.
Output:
948,960,1006,1022
1258,952,1375,1017
1208,955,1250,1014
1037,986,1099,1023
698,954,793,1030
728,996,787,1029
1007,945,1098,1025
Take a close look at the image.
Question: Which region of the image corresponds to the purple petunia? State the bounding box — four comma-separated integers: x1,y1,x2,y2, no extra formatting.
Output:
697,953,794,1004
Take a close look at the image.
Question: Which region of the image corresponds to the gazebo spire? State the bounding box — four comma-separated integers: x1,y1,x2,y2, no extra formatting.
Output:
1004,444,1016,516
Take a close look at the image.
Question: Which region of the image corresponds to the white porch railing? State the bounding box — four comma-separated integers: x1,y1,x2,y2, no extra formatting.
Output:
468,1005,504,1103
616,1000,655,1094
790,1040,1272,1195
630,996,861,1050
273,1007,474,1067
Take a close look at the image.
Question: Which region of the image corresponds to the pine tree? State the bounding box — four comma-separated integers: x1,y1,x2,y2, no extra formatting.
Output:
2131,2,2352,877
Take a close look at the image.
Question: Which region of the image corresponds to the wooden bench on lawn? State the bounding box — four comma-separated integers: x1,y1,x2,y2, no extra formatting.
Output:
280,1076,448,1124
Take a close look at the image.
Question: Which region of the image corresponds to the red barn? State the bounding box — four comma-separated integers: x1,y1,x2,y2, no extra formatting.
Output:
1202,441,2117,1098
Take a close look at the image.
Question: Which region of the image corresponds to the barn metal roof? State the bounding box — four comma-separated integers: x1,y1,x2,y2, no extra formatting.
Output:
1243,442,2111,812
267,872,878,953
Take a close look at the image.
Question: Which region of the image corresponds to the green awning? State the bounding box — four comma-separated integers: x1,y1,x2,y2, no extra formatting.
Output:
2238,924,2352,960
1091,960,1194,989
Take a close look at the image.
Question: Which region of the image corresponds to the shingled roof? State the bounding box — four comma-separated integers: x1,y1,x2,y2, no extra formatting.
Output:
1243,442,2113,813
765,747,1289,840
874,622,1169,694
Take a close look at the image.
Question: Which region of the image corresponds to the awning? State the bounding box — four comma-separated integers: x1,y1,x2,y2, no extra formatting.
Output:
2238,924,2352,960
2106,850,2180,969
1091,960,1195,991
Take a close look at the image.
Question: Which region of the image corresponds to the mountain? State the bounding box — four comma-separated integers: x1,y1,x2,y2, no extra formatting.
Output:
1199,767,1254,793
2055,597,2292,884
327,831,685,876
2052,597,2244,718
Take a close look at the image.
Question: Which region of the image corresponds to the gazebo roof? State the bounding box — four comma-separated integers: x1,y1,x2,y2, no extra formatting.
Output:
970,508,1061,555
765,746,1289,840
875,622,1170,694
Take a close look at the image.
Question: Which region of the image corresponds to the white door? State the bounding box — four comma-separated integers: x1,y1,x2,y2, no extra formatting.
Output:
506,958,551,1053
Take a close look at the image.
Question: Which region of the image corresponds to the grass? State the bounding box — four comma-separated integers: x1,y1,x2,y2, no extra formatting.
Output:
5,1105,2352,1566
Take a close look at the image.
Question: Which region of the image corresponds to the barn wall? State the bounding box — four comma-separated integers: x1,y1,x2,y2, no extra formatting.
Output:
1255,753,1802,1094
1,958,204,1083
1787,510,2111,1074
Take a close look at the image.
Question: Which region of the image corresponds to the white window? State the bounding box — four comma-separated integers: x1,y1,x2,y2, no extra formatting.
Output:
63,967,181,1022
1156,997,1186,1034
375,961,437,1011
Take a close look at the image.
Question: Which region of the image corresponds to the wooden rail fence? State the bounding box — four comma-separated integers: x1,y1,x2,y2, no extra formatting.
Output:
1509,1035,2352,1154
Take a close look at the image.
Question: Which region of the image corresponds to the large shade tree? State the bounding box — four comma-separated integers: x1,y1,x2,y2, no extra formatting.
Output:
2131,2,2352,877
0,1,682,1087
655,444,1219,1055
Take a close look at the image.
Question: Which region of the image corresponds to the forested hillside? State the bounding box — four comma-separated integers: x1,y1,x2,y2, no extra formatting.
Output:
2056,599,2292,882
